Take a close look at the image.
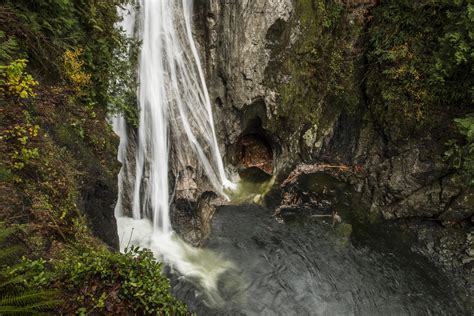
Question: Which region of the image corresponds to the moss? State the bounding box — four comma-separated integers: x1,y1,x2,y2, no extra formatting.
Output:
335,222,353,239
265,0,364,146
302,125,318,148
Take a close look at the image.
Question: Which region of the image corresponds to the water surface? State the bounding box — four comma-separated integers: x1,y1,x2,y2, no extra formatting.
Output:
172,203,469,315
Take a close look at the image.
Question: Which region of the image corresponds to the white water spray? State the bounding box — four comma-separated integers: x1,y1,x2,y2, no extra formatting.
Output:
114,0,237,304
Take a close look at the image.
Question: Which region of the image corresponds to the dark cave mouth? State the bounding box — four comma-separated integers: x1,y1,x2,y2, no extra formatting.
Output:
236,133,273,181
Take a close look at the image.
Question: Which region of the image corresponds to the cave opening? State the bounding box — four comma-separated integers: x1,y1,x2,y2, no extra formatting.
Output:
235,116,274,181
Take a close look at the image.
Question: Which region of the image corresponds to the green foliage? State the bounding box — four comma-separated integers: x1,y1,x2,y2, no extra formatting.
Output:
445,114,474,185
367,0,473,134
0,231,188,315
0,31,18,63
0,224,61,315
1,122,40,171
0,59,38,98
57,246,188,315
1,0,139,124
455,115,474,143
11,147,39,170
107,34,140,127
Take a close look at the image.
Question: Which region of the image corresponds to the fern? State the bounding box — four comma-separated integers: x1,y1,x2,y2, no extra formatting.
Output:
0,274,27,289
0,226,17,243
0,31,18,63
0,246,23,263
0,306,35,316
0,290,61,309
0,224,61,315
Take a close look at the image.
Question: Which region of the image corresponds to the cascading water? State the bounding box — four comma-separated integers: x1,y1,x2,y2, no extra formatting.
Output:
113,0,236,305
131,0,233,231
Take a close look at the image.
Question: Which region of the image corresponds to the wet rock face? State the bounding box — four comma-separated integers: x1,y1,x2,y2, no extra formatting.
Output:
356,123,473,224
193,0,294,170
81,164,120,249
194,0,472,222
195,0,293,110
118,127,223,246
164,0,296,244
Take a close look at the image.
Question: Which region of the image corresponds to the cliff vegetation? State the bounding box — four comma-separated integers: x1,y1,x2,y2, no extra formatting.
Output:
0,0,185,314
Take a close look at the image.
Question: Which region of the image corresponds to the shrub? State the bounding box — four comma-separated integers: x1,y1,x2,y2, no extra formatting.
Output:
63,48,91,95
2,0,139,123
0,59,38,98
57,246,188,315
1,224,189,315
1,123,40,170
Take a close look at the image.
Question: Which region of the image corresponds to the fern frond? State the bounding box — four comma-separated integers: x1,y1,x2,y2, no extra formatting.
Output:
0,290,58,307
0,227,17,244
0,274,26,289
0,305,34,315
0,291,61,316
0,246,23,264
27,297,62,310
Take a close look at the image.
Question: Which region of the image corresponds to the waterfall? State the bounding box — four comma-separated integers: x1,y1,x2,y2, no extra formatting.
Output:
113,0,236,304
115,0,234,228
129,0,232,233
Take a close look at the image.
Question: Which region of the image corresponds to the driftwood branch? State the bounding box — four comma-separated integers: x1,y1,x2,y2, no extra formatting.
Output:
281,163,365,187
